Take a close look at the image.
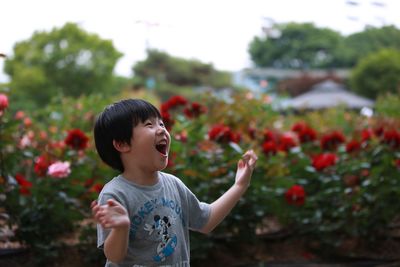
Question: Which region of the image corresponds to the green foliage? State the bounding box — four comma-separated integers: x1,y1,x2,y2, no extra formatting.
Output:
2,90,400,264
163,92,400,258
0,93,118,265
4,23,122,108
132,49,233,99
281,140,400,247
350,49,400,99
340,25,400,67
248,24,400,69
248,22,343,69
375,93,400,118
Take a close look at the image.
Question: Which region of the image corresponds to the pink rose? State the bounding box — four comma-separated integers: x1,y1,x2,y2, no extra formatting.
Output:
47,161,71,178
0,94,9,113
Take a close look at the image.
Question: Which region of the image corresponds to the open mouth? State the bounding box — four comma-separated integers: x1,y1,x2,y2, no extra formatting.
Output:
155,142,168,155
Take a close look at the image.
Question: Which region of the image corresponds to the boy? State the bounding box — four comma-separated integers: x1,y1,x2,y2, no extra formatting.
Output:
91,99,257,266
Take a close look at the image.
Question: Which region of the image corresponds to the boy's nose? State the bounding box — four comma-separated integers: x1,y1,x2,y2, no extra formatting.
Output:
156,127,167,135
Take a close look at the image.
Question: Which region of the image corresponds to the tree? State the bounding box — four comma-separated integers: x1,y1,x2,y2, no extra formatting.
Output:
350,49,400,99
339,25,400,67
248,23,343,69
132,49,233,89
4,23,122,107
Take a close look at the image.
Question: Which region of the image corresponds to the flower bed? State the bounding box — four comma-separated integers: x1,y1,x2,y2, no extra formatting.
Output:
1,91,400,265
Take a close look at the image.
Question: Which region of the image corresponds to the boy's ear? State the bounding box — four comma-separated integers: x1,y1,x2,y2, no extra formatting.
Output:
112,140,131,153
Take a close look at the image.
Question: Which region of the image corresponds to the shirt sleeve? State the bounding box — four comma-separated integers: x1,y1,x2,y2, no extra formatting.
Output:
182,182,211,231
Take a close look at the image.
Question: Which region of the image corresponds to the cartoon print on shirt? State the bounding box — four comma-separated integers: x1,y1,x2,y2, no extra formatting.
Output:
144,215,178,262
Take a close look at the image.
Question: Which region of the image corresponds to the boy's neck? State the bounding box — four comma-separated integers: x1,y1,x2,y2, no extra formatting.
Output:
121,169,159,186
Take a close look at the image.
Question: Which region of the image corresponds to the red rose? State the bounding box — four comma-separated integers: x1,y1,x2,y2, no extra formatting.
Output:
292,122,317,143
383,130,400,149
160,102,171,114
291,122,307,133
167,95,187,107
361,128,374,142
285,185,306,206
208,124,240,144
360,169,370,177
320,131,345,150
84,178,95,187
0,94,9,112
183,102,207,118
374,126,384,138
312,153,338,171
161,111,174,131
298,127,317,143
343,175,360,187
14,173,32,196
346,140,361,153
262,141,277,156
64,129,89,150
34,154,53,177
175,131,188,143
161,96,188,114
278,133,298,152
263,129,276,142
14,110,25,120
89,183,104,193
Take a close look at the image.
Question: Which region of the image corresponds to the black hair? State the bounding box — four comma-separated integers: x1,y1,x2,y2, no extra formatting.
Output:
94,99,161,172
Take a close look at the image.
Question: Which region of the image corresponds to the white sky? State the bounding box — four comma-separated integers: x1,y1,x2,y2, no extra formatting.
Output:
1,0,399,82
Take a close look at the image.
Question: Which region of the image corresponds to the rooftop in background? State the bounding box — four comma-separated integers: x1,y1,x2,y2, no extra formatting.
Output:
286,79,374,110
233,68,350,94
242,68,350,80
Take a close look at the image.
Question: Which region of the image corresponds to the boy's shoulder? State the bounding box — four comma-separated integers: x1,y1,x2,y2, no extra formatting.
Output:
159,172,192,195
102,175,123,188
159,171,184,186
99,175,129,196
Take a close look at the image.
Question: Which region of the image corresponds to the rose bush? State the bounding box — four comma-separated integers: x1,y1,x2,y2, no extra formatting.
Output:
1,90,400,265
0,93,116,265
161,92,400,259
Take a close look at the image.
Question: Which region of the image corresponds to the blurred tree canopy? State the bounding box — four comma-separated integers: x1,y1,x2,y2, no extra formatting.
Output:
350,49,400,99
248,23,400,69
4,23,122,108
339,25,400,67
132,49,233,90
248,23,343,69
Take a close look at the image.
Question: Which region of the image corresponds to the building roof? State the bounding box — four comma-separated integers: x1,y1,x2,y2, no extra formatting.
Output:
287,79,374,109
242,68,350,80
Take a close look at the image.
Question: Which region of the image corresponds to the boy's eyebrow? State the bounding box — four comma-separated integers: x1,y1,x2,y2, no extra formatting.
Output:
143,117,158,123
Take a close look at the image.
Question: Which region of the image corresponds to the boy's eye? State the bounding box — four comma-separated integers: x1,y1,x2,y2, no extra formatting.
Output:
145,122,152,126
160,122,165,128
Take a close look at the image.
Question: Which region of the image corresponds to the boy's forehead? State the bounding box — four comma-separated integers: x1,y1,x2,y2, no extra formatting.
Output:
146,115,161,120
138,116,162,122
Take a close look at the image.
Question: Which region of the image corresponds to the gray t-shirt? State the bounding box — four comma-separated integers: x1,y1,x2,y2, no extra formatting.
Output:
97,172,211,267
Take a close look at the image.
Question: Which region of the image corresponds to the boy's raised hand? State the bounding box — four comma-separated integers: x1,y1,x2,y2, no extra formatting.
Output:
235,149,258,188
91,199,130,229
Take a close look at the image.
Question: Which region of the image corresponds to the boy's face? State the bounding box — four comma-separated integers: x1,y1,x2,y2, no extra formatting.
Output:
129,116,171,171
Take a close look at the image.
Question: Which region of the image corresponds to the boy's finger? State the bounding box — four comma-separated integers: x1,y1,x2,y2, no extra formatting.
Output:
237,159,245,169
107,198,119,207
91,200,98,208
242,152,252,162
91,203,100,215
243,149,256,159
245,150,258,169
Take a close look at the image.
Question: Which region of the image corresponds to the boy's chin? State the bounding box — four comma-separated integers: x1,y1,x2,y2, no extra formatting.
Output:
156,159,169,171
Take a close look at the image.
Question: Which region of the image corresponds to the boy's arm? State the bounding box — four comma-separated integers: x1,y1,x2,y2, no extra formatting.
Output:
199,150,257,234
91,199,130,263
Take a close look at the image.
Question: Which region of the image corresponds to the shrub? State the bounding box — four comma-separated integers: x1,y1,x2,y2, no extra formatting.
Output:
1,90,399,264
162,92,400,257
